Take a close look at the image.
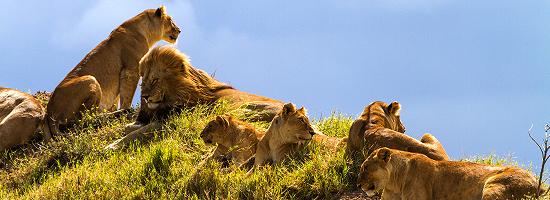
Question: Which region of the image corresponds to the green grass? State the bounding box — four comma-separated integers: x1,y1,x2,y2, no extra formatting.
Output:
0,102,547,199
0,103,358,199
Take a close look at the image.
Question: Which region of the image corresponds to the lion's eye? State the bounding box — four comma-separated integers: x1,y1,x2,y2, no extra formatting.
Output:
370,120,379,124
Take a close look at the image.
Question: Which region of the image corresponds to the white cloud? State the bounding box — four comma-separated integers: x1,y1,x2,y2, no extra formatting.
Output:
51,0,198,49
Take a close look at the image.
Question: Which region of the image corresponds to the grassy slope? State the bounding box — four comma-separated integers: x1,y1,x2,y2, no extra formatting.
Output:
0,102,546,199
0,102,356,199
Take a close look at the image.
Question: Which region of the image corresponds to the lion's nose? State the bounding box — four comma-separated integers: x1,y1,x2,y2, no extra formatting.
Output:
309,131,316,136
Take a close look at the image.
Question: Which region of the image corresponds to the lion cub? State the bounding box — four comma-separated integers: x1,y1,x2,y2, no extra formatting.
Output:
346,101,449,161
358,147,542,200
253,103,320,166
200,115,264,166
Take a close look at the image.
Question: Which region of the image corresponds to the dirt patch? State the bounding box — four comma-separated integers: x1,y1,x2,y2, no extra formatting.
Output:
338,190,380,200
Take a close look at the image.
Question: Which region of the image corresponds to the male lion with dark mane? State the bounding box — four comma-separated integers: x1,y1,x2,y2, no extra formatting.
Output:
0,87,46,151
358,147,542,200
46,6,180,137
345,101,449,161
106,46,283,149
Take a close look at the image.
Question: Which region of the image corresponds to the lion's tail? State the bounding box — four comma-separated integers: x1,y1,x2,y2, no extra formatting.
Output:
42,114,60,141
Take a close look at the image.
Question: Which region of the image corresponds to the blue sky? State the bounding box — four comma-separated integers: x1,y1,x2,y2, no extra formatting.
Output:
1,0,549,167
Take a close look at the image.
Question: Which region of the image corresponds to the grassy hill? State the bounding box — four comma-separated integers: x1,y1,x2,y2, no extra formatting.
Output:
0,101,546,199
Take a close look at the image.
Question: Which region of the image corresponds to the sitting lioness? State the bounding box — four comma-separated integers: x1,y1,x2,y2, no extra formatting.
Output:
46,6,181,136
0,87,46,151
253,103,320,166
200,115,264,166
106,46,283,149
358,147,542,200
346,101,449,161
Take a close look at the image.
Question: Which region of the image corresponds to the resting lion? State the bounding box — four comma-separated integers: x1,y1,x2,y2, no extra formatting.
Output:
358,147,542,200
106,46,283,149
46,6,181,136
253,103,320,166
345,101,449,161
200,115,264,166
0,87,46,151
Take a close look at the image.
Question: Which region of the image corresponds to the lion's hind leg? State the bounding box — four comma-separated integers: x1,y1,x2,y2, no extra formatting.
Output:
47,75,102,136
420,133,449,160
482,169,539,200
105,121,162,150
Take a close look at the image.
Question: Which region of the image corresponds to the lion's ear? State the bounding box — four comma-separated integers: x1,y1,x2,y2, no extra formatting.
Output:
155,5,166,17
297,107,307,116
376,147,392,163
387,101,401,116
282,103,296,117
216,115,229,127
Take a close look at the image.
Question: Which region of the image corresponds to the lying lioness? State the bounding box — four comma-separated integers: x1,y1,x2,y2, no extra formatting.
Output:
200,115,264,166
0,87,46,150
201,108,346,168
253,103,321,166
346,101,449,161
358,147,542,200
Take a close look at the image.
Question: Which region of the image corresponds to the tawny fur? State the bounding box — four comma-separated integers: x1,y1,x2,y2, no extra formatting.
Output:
358,148,543,200
106,46,283,149
134,45,284,125
345,101,449,161
200,115,264,166
312,133,347,150
46,6,180,137
253,103,319,166
0,87,46,150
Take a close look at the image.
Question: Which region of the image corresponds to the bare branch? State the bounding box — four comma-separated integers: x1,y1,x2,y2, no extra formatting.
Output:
528,123,550,198
528,124,544,155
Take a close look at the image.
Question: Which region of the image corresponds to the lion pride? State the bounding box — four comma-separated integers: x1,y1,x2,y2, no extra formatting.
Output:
0,87,46,151
46,6,180,136
105,46,283,149
358,147,542,200
345,101,448,161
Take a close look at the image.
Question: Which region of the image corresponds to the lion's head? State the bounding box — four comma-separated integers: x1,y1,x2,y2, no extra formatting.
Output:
361,101,405,132
270,103,318,144
346,101,406,155
145,6,181,44
200,115,258,148
138,46,230,113
357,147,393,197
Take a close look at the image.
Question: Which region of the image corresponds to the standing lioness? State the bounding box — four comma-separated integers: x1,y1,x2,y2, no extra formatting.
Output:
358,147,542,200
46,6,180,136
